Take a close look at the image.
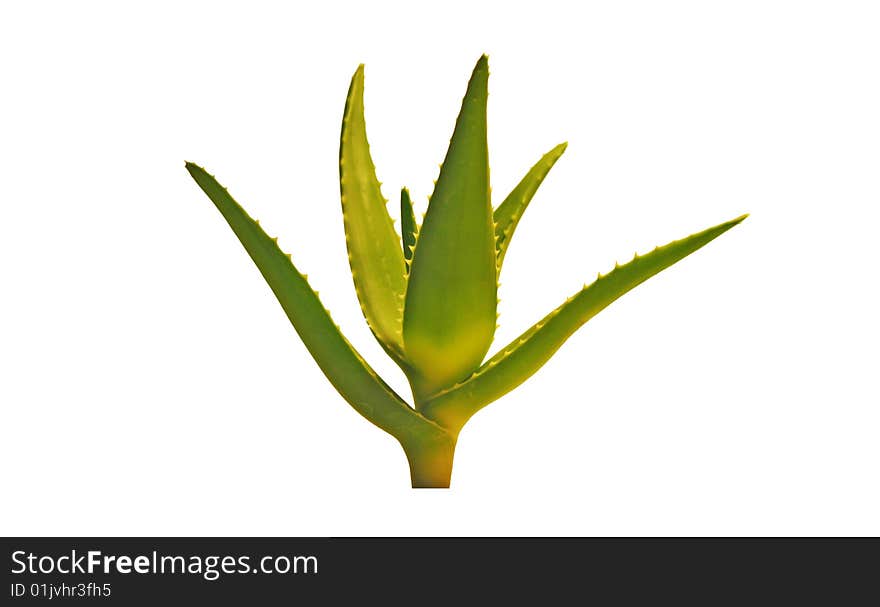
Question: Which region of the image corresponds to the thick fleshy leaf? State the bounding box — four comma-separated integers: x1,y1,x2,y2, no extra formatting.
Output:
400,187,417,273
494,142,567,268
186,162,447,446
340,65,407,358
403,55,497,400
421,214,748,431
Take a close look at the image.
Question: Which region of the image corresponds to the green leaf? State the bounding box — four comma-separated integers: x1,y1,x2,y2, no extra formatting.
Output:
403,55,497,400
494,142,567,268
421,214,748,432
340,65,407,359
400,187,417,273
186,162,447,446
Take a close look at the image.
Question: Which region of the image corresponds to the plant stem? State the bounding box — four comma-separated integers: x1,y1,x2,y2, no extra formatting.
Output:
403,435,457,488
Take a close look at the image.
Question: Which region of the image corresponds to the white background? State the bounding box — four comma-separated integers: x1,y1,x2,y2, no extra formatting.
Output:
1,1,878,535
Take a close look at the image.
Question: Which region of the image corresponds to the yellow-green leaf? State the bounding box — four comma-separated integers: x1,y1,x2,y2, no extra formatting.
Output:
186,162,446,446
494,142,567,269
421,214,748,432
340,65,407,359
403,55,497,399
400,187,417,273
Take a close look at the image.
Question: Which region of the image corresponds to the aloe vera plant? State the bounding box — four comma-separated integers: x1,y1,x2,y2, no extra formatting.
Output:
186,56,746,488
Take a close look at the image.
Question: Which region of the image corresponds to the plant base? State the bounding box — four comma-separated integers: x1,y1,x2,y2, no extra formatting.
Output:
404,436,457,488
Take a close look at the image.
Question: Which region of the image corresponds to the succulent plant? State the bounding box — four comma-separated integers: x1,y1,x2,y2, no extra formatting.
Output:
186,55,746,488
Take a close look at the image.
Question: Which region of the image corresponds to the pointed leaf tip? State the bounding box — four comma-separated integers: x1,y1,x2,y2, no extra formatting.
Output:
468,55,489,93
